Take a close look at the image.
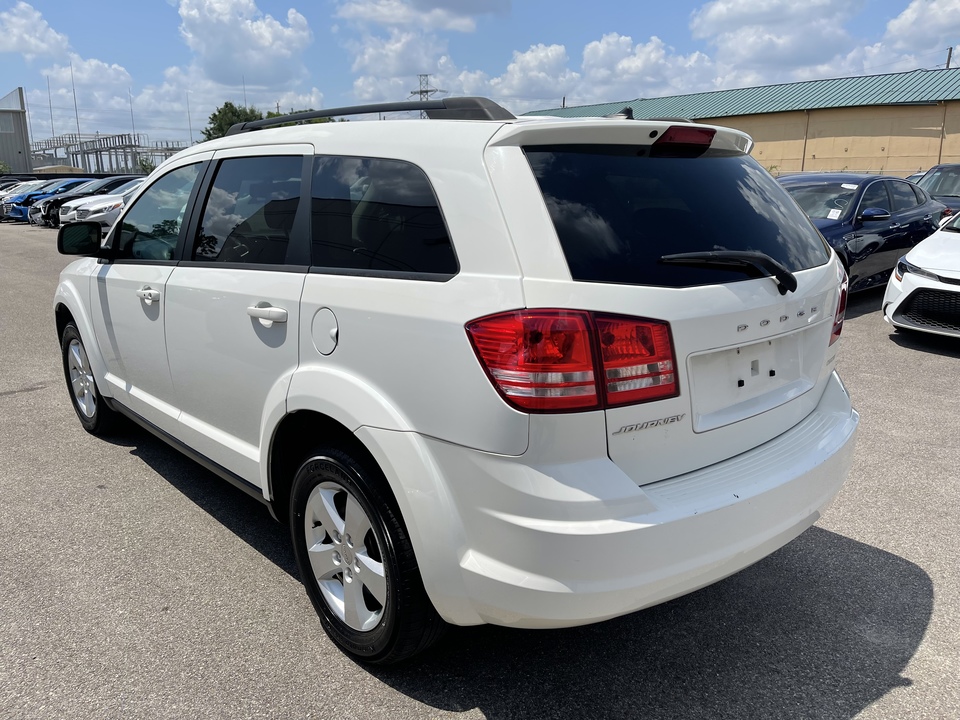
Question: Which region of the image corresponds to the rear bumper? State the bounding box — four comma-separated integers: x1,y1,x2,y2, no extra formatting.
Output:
362,371,858,628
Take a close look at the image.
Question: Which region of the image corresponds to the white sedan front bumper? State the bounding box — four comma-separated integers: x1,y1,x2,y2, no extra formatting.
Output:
883,267,960,338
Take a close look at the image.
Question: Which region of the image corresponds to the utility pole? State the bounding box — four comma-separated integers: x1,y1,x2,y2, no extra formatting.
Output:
46,75,55,138
409,74,446,118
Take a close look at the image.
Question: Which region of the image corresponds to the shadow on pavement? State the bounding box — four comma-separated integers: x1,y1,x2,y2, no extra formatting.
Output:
888,327,960,358
844,286,885,320
101,422,299,579
373,528,930,720
100,425,931,720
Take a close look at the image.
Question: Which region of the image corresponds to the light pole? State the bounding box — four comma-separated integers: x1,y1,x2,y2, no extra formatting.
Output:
186,90,194,144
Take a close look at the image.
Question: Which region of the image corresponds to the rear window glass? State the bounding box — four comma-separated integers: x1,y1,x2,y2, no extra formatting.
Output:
524,145,830,287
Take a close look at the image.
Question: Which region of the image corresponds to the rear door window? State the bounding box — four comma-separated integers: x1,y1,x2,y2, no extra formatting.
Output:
310,156,457,277
888,180,919,212
523,145,829,287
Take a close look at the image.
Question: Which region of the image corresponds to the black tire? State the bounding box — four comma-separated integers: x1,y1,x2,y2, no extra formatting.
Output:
60,322,117,435
290,447,444,664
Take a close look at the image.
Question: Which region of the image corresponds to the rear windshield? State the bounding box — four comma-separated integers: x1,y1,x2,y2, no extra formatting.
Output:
524,145,830,287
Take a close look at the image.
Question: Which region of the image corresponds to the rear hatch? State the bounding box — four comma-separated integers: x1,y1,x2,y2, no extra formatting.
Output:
484,119,845,485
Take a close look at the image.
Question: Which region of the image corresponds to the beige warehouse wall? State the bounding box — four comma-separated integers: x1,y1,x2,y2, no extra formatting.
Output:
703,103,960,177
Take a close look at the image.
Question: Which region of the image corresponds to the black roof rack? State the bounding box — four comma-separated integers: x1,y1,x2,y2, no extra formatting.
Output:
225,96,516,136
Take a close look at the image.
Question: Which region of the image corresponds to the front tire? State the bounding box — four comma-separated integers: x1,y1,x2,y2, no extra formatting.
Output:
290,447,444,664
60,322,116,435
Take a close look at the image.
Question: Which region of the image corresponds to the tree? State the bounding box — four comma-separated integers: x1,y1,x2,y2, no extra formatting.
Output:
201,102,263,141
0,160,11,174
137,156,156,175
265,108,333,127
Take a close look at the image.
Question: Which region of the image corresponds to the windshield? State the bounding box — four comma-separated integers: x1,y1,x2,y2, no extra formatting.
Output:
782,182,858,220
918,166,960,197
113,179,143,195
524,145,830,287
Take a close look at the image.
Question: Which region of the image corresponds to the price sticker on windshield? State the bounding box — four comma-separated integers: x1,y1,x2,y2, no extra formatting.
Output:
828,208,842,219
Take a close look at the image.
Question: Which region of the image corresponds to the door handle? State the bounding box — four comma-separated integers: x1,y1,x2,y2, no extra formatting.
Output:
923,215,932,221
247,304,288,327
888,222,901,229
136,286,160,305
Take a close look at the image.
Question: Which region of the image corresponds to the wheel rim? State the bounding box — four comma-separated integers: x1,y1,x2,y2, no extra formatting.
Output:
304,480,387,632
67,338,97,418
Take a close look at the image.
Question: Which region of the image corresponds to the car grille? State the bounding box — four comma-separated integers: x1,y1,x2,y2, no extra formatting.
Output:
894,288,960,334
76,209,91,220
1,203,11,215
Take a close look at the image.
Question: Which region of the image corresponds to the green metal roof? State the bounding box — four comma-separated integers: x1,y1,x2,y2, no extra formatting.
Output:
523,68,960,121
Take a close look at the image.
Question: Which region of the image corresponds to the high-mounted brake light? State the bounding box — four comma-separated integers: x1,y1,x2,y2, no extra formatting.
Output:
655,126,716,146
650,126,716,158
466,310,678,413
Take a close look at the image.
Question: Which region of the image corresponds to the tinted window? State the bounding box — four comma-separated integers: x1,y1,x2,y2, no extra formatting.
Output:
888,180,919,212
311,156,456,275
116,163,201,261
191,155,302,265
860,181,889,212
524,146,830,287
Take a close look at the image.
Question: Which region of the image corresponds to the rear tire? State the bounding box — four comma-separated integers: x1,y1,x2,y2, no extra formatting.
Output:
60,323,117,435
290,446,444,664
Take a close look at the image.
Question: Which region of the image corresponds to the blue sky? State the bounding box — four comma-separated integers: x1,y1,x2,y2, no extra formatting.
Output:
1,0,958,144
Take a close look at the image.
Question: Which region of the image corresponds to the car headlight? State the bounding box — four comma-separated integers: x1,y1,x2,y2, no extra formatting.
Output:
895,256,939,282
93,202,123,214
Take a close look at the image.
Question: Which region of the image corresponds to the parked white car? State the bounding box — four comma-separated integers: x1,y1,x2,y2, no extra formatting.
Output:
54,97,859,663
60,178,143,226
883,213,960,336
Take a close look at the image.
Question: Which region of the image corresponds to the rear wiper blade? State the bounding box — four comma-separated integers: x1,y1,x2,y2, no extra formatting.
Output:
659,250,798,295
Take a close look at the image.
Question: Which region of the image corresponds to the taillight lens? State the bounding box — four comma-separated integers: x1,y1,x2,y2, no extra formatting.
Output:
595,314,677,405
830,269,848,346
466,310,677,412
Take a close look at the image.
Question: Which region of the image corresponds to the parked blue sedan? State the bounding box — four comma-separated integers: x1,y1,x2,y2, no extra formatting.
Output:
2,177,92,222
778,173,946,292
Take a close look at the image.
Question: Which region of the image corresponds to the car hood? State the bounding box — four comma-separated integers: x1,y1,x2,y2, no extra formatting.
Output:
81,193,125,213
905,229,960,273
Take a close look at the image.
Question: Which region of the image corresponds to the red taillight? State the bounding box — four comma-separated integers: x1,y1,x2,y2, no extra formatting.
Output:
595,314,678,406
830,271,848,346
466,310,677,412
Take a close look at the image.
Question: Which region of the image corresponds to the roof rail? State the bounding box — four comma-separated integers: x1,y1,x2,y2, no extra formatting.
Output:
225,96,516,136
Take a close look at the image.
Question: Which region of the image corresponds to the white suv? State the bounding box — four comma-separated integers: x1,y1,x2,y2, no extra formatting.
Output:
54,97,859,663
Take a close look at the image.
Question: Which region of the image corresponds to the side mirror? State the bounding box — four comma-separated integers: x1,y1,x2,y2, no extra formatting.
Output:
58,221,104,256
858,207,891,222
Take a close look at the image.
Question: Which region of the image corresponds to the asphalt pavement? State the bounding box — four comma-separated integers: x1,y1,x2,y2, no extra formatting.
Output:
1,221,958,719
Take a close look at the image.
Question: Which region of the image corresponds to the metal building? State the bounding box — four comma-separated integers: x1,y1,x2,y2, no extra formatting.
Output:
524,67,960,177
0,88,32,174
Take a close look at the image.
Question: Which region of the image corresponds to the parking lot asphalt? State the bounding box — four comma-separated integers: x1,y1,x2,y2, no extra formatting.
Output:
1,221,958,720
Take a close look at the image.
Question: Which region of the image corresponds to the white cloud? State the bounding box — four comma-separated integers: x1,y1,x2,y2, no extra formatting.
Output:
0,1,69,61
349,28,447,77
690,0,862,85
177,0,313,87
884,0,960,54
337,0,477,32
579,33,715,102
336,0,507,32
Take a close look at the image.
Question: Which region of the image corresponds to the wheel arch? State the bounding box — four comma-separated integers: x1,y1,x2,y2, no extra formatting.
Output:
53,280,111,395
267,410,384,526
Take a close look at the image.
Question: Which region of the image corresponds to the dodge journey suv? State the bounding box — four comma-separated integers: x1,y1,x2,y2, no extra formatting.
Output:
54,96,859,663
